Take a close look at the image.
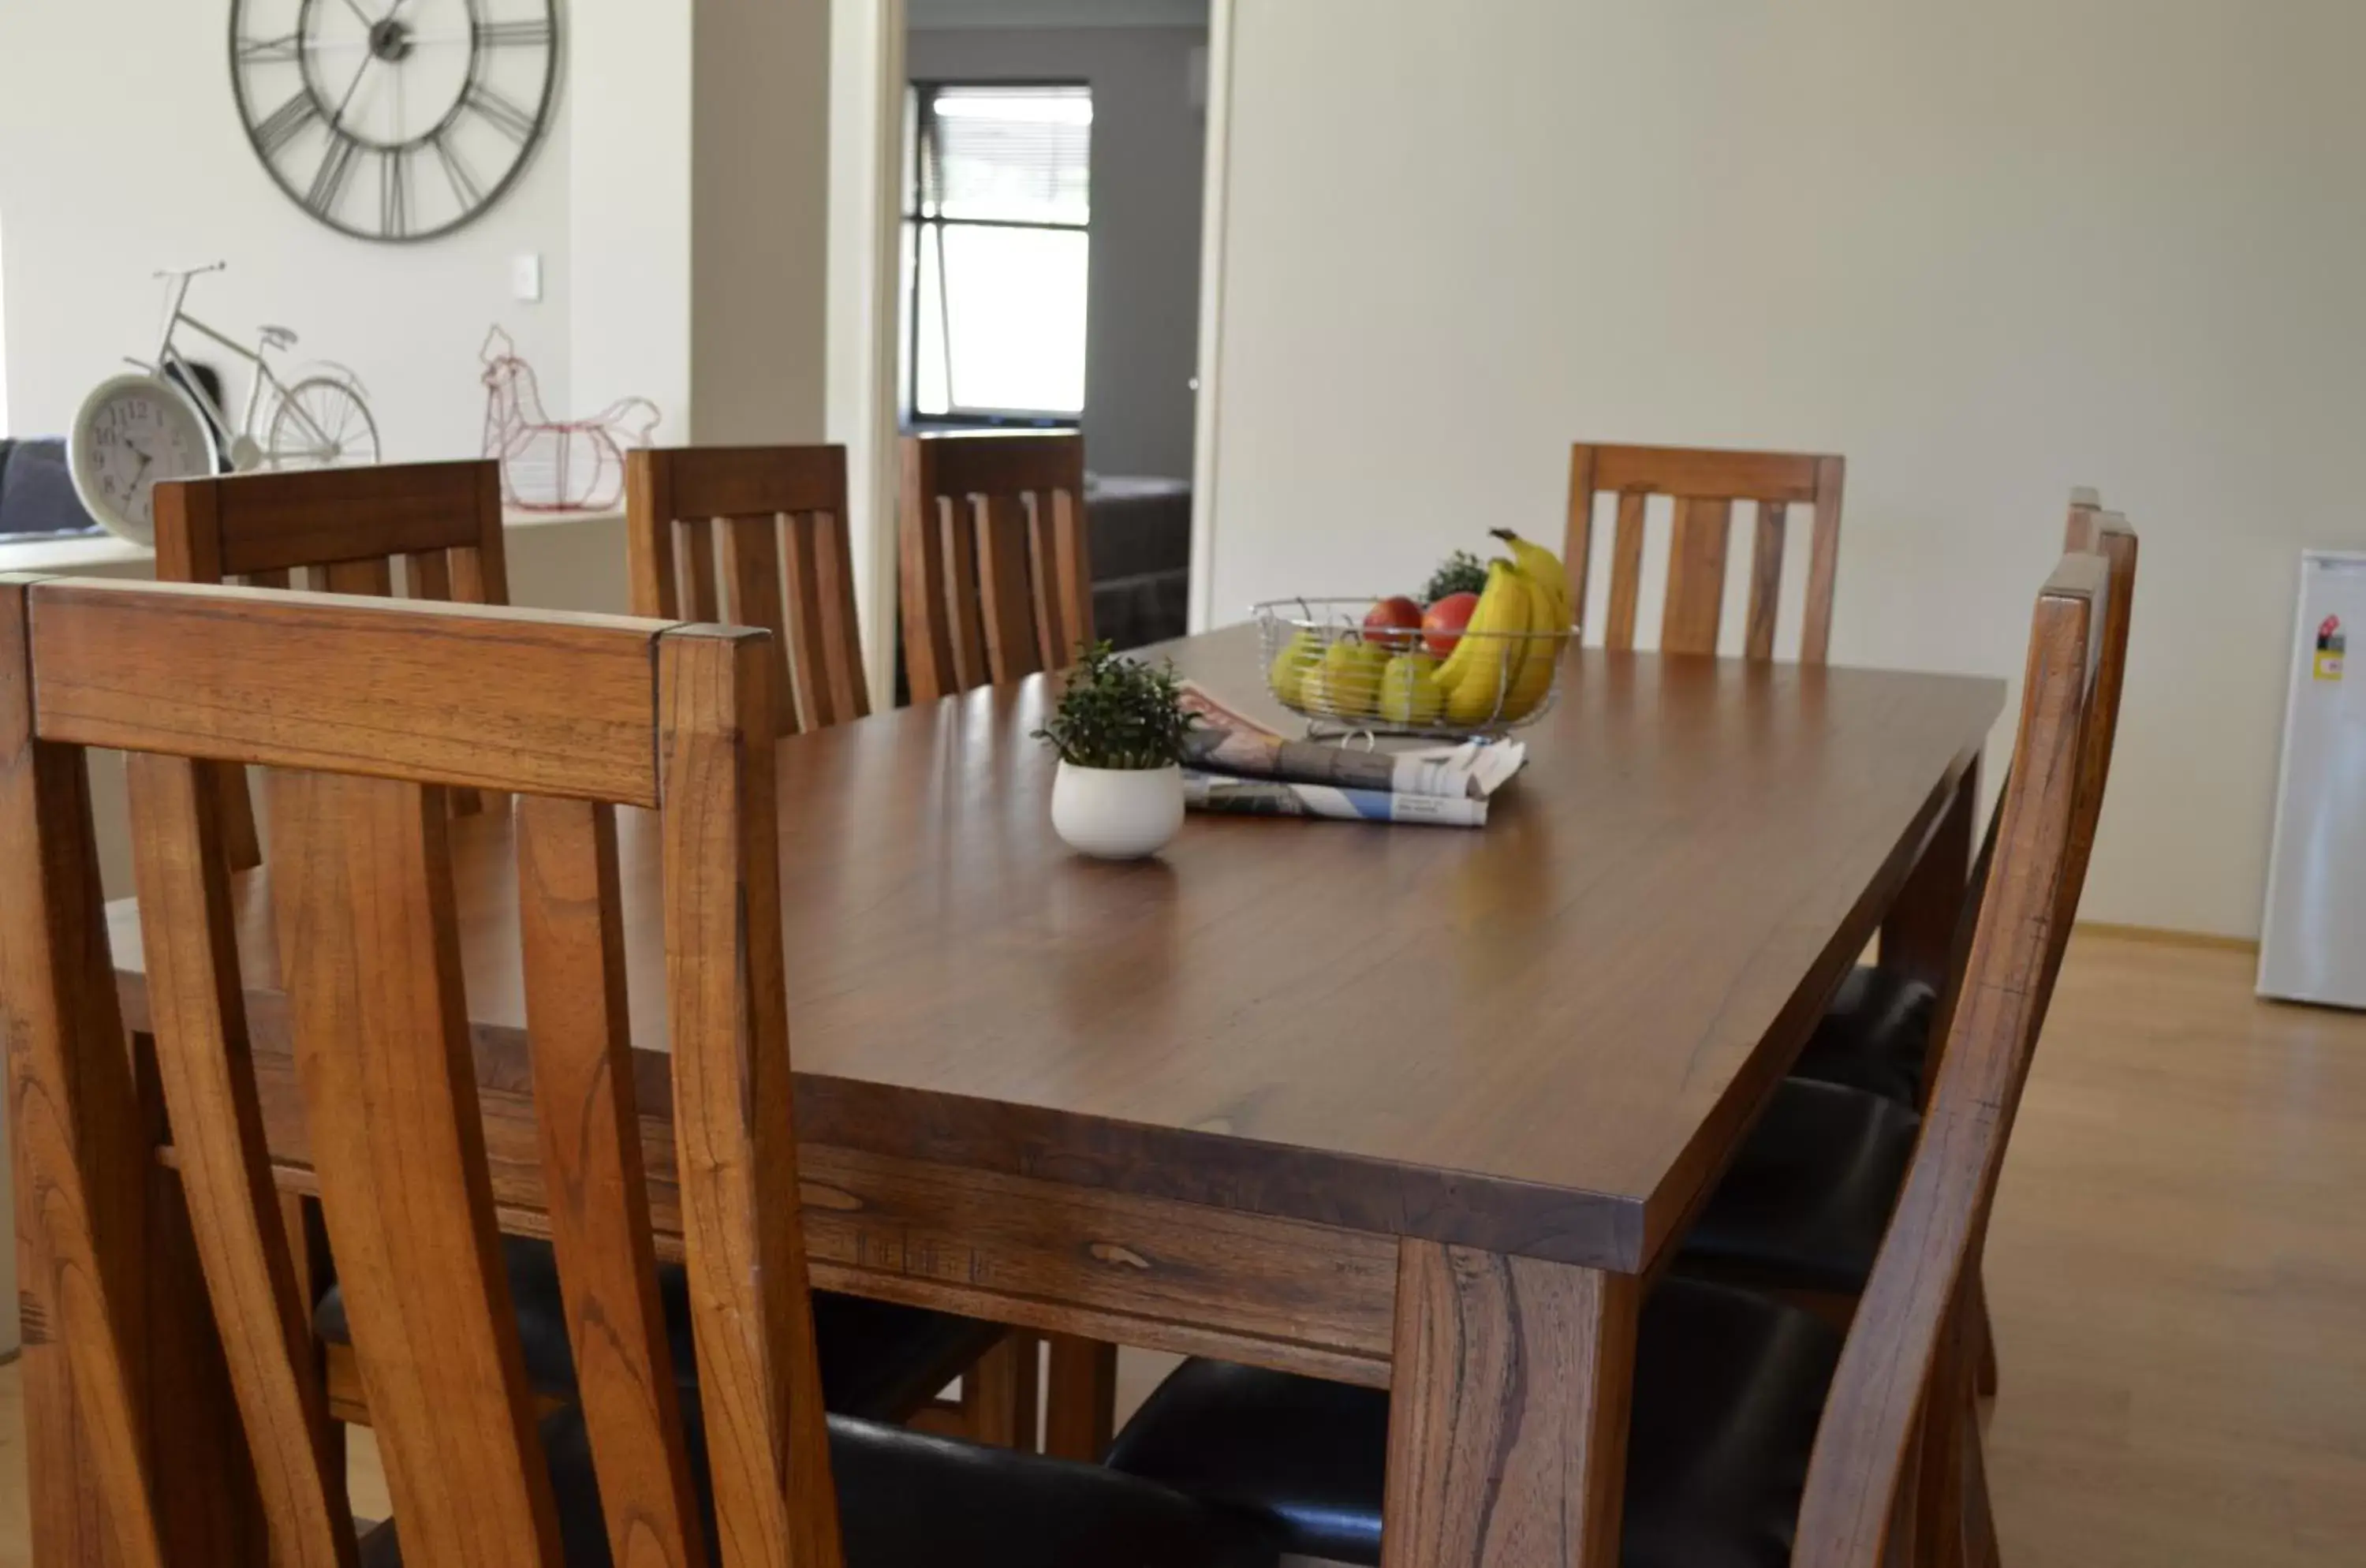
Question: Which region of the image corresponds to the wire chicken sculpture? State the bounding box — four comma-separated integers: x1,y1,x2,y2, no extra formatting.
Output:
480,327,661,512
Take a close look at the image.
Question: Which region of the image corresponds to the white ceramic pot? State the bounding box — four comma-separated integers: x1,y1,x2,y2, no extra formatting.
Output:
1051,761,1185,860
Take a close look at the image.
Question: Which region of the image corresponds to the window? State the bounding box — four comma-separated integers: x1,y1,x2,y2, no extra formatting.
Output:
903,83,1092,423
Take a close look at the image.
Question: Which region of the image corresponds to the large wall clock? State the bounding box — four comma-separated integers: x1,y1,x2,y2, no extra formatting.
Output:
230,0,560,244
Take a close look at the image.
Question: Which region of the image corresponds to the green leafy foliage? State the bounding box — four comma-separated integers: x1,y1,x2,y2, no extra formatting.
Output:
1422,550,1490,604
1035,641,1197,770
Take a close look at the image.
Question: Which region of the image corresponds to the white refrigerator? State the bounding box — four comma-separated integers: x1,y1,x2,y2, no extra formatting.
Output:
2258,551,2366,1007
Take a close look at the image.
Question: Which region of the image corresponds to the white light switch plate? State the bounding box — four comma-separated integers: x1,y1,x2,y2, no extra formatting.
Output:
511,253,543,302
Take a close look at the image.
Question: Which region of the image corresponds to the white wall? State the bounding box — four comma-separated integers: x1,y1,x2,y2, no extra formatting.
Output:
908,24,1208,477
1207,0,2366,939
0,0,571,457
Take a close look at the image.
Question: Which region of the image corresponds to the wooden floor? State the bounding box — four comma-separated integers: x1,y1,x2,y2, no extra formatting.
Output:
0,931,2358,1565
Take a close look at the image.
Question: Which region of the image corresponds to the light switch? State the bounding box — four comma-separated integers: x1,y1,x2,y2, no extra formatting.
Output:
511,253,543,303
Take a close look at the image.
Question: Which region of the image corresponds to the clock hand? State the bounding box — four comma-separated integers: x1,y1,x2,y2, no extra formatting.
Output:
328,53,374,131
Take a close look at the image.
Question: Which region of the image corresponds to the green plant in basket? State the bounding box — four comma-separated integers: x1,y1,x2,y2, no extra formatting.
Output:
1034,642,1196,769
1422,550,1490,604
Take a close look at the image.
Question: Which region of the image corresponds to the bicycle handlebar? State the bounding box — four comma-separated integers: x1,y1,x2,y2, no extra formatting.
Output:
151,262,228,281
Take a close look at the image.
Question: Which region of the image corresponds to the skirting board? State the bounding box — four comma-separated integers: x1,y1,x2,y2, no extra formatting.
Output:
2074,921,2260,955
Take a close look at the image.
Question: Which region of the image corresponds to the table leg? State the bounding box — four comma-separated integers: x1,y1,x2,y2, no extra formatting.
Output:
1382,1240,1640,1568
1043,1335,1119,1461
1884,753,1980,993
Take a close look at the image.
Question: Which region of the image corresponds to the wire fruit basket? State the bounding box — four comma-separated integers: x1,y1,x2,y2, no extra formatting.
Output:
1253,597,1576,740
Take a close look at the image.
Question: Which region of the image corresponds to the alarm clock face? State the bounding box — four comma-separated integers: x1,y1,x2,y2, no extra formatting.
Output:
69,375,220,546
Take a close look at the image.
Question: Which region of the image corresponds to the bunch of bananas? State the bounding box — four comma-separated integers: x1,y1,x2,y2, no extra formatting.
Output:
1431,530,1573,725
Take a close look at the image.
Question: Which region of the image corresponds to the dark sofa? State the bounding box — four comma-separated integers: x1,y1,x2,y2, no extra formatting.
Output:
0,438,103,542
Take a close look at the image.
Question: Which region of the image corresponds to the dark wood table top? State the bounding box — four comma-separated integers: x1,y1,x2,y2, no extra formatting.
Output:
110,624,2002,1272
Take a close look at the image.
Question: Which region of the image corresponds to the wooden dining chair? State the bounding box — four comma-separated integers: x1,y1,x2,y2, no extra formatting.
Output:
0,577,1277,1568
1102,539,2119,1568
625,445,871,737
899,431,1094,703
153,459,513,872
1792,487,2130,1114
1566,442,1846,661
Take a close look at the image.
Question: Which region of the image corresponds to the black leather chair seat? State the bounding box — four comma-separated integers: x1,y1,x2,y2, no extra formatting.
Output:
1790,963,1936,1107
1677,1077,1921,1295
360,1399,1281,1568
1103,1279,1839,1568
316,1235,1006,1424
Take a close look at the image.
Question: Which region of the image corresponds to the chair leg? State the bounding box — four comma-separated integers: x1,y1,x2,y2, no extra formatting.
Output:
961,1331,1041,1450
1043,1335,1119,1462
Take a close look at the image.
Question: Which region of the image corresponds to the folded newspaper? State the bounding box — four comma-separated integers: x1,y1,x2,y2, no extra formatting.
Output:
1176,682,1524,829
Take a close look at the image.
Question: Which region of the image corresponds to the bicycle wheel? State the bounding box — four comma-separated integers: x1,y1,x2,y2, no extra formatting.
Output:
264,377,381,469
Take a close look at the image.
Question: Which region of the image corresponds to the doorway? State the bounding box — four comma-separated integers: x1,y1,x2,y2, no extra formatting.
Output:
836,0,1226,683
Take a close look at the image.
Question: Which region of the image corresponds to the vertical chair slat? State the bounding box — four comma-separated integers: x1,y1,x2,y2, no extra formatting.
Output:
517,796,707,1568
323,558,395,598
659,627,842,1568
1801,455,1847,664
900,477,960,706
1049,485,1095,662
271,769,564,1568
1745,501,1788,662
1024,495,1065,672
1605,491,1649,650
401,549,491,814
1564,446,1600,631
0,580,168,1568
723,516,800,737
628,455,682,619
814,510,871,722
1663,498,1732,655
976,492,1043,684
942,497,990,691
408,551,454,603
781,514,838,731
679,518,722,623
125,753,354,1568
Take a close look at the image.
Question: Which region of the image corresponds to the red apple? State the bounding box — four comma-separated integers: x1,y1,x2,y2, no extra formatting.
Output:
1422,592,1480,658
1363,595,1424,651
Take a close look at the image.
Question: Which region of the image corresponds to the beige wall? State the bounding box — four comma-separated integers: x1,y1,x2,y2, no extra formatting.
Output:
1204,0,2366,939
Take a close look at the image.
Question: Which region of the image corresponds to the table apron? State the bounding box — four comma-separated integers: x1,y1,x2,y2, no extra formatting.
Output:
236,1058,1401,1390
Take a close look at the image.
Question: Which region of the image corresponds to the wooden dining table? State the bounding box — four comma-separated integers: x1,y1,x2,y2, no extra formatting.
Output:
76,622,2001,1568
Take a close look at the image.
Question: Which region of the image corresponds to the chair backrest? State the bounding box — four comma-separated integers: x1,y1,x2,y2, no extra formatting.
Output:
153,460,513,868
1905,491,2136,1107
1565,443,1845,662
625,445,871,737
1792,531,2130,1565
0,577,840,1568
899,431,1094,703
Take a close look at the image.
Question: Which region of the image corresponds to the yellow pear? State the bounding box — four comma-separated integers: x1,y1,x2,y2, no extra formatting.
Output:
1267,627,1323,707
1317,636,1390,719
1378,651,1446,726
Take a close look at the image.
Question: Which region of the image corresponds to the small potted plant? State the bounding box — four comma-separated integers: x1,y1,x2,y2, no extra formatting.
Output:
1036,641,1195,859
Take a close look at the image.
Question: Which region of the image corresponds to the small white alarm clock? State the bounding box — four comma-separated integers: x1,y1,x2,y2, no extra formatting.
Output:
68,375,220,545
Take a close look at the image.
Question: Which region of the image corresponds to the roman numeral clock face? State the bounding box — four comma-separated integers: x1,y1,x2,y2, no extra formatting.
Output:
231,0,557,242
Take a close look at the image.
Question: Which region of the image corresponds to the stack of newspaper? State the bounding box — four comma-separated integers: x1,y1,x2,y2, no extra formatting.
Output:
1176,685,1524,830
